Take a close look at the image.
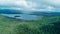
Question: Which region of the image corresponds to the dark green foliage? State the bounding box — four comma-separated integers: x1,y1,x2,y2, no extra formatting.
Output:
40,20,60,34
14,16,60,34
15,24,42,34
0,15,60,34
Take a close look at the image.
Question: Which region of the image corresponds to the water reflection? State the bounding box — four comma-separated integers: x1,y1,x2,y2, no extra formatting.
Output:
1,14,40,20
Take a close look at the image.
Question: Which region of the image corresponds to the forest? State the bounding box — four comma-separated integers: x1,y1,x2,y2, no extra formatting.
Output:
0,15,60,34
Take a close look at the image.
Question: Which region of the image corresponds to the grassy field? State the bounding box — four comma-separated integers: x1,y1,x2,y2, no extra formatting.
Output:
0,15,60,34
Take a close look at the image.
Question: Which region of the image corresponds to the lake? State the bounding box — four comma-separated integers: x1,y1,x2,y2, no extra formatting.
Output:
1,14,40,20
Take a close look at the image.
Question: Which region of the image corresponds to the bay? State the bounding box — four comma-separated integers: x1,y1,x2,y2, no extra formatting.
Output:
1,14,40,20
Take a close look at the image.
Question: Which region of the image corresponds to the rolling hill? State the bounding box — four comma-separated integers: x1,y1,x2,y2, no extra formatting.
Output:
0,9,23,14
30,11,60,16
0,14,60,34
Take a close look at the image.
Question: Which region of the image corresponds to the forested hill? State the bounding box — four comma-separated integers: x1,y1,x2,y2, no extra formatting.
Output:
0,9,23,14
0,15,60,34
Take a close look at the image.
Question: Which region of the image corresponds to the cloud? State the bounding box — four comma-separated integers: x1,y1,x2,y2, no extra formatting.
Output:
27,0,60,12
45,0,60,6
0,0,34,9
0,0,60,8
34,0,60,8
0,0,15,5
31,6,55,11
0,0,60,12
0,7,22,10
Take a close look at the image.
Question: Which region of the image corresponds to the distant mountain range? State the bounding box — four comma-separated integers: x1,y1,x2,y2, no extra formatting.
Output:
0,9,23,14
30,11,60,17
0,9,60,17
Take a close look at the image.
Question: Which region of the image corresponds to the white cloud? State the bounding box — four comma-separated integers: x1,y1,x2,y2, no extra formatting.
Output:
0,0,60,12
15,0,28,7
0,0,60,8
42,0,60,5
26,0,60,12
15,0,38,9
37,0,60,8
31,6,55,11
0,7,22,10
0,0,15,5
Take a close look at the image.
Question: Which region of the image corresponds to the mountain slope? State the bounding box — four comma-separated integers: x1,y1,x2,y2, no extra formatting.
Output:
0,9,23,14
0,15,60,34
30,12,60,16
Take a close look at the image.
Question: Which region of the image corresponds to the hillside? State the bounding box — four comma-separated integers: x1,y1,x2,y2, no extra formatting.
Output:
30,12,60,16
0,15,60,34
0,9,23,14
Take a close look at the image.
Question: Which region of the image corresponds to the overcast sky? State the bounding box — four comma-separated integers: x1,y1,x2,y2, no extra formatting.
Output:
0,0,60,12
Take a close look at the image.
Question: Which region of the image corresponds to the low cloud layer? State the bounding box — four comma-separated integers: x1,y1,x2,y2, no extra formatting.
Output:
0,0,60,12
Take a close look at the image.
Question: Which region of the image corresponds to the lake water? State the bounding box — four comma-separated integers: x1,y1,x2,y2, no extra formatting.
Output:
1,14,40,20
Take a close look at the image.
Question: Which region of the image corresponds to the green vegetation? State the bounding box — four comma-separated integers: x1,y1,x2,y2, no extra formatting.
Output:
0,15,60,34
